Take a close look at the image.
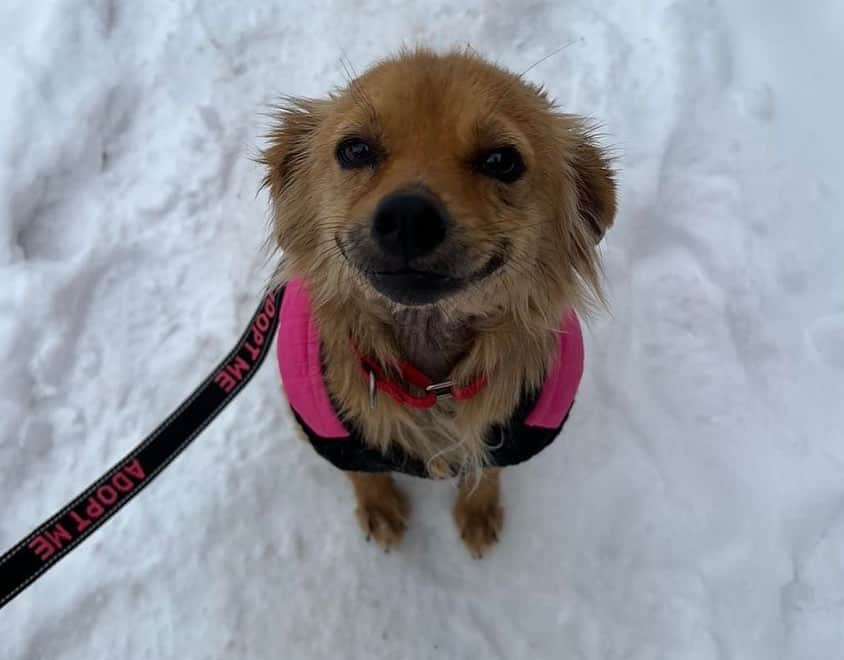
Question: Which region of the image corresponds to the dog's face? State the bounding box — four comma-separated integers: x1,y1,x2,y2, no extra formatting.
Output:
263,50,615,312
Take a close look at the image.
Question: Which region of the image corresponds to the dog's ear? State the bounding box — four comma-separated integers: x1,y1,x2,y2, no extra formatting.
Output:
570,131,617,243
260,98,327,199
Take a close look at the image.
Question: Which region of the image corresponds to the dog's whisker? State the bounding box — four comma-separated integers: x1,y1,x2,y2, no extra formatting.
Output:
485,41,577,120
518,41,577,79
339,51,379,125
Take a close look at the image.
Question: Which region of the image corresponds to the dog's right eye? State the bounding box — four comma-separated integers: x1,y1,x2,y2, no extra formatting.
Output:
336,137,378,169
475,146,525,183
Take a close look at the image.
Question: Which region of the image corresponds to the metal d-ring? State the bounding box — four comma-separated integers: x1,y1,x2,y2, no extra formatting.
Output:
424,380,454,400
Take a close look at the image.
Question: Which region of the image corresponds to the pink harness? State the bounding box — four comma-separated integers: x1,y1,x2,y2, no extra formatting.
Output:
275,278,583,476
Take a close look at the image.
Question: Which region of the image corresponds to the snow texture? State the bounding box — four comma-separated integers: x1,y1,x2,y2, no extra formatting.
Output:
1,1,843,658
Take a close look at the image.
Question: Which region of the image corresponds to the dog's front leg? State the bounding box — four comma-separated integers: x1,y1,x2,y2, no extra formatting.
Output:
454,468,503,558
348,472,409,551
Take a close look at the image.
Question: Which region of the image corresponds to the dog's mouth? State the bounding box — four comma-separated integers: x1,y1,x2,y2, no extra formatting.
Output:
368,269,456,305
337,235,509,306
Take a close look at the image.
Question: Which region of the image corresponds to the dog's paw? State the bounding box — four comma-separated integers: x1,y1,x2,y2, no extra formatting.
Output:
454,500,503,559
355,484,409,551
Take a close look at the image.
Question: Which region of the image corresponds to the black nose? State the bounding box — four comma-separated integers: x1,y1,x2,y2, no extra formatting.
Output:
371,191,448,260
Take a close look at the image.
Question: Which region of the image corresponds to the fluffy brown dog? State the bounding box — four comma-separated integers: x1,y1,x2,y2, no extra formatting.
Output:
261,48,615,558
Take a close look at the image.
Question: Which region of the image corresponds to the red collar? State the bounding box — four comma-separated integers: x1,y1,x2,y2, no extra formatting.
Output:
354,344,488,410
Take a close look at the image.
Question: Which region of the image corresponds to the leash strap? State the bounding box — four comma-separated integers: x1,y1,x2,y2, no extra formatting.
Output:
0,287,284,611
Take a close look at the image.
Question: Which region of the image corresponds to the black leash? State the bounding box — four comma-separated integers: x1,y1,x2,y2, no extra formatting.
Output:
0,287,284,612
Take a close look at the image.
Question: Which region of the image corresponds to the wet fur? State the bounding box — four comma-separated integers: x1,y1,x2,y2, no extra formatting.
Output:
261,48,616,482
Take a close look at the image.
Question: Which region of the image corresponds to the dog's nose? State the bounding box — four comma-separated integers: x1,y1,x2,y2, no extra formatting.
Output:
371,191,448,260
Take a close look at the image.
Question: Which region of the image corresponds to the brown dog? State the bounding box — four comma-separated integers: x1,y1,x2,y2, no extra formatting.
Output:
261,48,615,558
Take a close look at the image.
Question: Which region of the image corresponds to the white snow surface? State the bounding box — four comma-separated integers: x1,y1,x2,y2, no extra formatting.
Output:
2,1,843,658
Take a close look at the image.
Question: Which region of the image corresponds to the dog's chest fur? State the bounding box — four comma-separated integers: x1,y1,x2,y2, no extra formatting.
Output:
391,307,474,382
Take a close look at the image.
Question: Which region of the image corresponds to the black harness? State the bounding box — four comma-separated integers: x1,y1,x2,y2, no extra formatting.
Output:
293,390,571,478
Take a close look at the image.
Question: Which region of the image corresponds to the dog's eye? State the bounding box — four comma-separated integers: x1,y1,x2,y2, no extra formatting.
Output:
336,137,378,169
476,146,525,183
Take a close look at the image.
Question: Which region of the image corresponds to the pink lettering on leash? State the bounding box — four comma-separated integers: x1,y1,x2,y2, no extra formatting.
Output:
27,524,72,562
243,341,260,361
44,524,72,549
263,293,276,317
123,458,145,481
214,293,278,394
215,371,237,393
226,356,251,381
28,536,55,562
70,511,92,533
251,325,265,347
28,459,147,563
96,485,118,506
86,497,105,519
112,472,133,493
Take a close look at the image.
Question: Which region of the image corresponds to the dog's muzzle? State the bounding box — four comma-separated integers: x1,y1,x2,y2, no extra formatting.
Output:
366,188,459,305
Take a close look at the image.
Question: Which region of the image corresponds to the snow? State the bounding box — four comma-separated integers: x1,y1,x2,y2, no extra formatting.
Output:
1,0,843,658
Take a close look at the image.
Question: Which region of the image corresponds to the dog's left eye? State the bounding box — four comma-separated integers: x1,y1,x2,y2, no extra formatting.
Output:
476,146,525,183
336,137,378,169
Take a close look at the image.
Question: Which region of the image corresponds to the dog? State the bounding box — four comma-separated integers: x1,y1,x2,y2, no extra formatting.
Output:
261,48,616,558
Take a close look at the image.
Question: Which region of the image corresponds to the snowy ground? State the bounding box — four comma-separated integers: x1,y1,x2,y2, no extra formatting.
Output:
2,1,843,658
